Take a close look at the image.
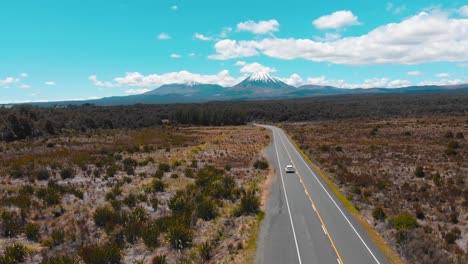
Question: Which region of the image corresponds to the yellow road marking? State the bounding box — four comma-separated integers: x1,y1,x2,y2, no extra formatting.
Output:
278,133,345,264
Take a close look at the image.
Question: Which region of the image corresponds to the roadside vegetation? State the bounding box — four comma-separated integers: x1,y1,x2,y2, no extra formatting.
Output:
284,115,467,264
0,125,271,263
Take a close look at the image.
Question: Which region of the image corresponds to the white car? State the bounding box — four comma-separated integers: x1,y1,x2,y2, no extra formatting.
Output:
285,165,295,173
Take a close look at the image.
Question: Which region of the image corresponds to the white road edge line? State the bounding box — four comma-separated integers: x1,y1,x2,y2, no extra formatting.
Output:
273,130,303,264
337,258,341,264
321,225,327,235
279,129,382,264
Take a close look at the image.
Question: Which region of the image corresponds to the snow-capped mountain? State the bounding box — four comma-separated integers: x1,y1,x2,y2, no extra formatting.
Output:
144,83,224,97
228,72,295,96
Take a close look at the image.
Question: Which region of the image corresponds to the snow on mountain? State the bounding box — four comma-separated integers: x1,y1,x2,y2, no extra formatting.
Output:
245,71,281,83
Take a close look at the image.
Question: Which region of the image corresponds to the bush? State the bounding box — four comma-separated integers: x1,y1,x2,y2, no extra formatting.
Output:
153,169,164,179
0,211,22,238
93,206,120,229
445,148,457,155
170,173,179,179
253,160,269,170
36,169,50,180
44,188,62,205
167,223,192,249
199,242,212,261
142,221,160,249
51,229,65,246
414,166,425,178
393,213,418,230
455,132,464,139
152,179,165,192
158,163,170,172
372,206,386,221
447,140,460,149
317,144,330,152
444,131,454,138
444,227,461,244
25,222,40,241
0,243,27,264
79,243,122,264
432,173,444,186
237,191,260,215
184,168,194,178
152,255,166,264
60,167,75,179
40,254,79,264
196,199,218,221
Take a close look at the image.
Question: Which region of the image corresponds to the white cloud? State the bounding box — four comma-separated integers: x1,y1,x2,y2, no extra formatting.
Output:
314,33,341,42
90,70,245,88
0,77,19,87
20,73,28,78
459,5,468,16
45,81,56,85
303,75,412,88
407,71,423,76
436,73,450,78
236,19,279,34
235,61,246,66
89,75,115,87
210,11,468,65
313,10,360,29
170,53,181,58
171,5,178,11
188,52,196,57
219,27,232,38
157,32,171,40
457,63,468,67
280,73,304,86
237,62,276,73
125,88,151,95
419,79,463,86
194,33,212,41
387,3,406,14
19,84,31,89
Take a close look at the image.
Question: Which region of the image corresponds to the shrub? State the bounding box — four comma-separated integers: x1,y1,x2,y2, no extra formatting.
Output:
445,148,457,155
237,191,260,215
142,221,160,249
153,169,164,179
50,229,65,246
447,140,460,149
40,254,80,264
36,169,50,180
196,199,218,221
444,131,454,138
184,168,194,178
414,166,425,178
199,242,212,261
0,243,27,264
444,227,461,244
253,160,269,170
167,223,192,249
152,255,166,264
123,206,149,243
152,179,165,192
79,243,122,264
93,206,120,229
372,206,386,221
0,211,22,238
393,213,418,230
455,132,464,139
158,163,170,172
60,167,75,179
317,144,330,152
25,222,40,241
123,193,138,207
19,185,35,195
432,173,444,186
170,173,179,179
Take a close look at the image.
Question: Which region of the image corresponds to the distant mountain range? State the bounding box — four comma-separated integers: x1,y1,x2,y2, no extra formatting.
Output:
16,72,468,106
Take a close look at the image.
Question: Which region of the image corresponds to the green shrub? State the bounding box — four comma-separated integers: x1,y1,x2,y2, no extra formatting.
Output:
153,169,164,179
93,206,120,229
445,148,457,155
372,206,386,221
152,179,165,192
158,163,170,172
432,173,444,186
447,140,460,149
79,243,122,264
36,169,50,180
253,160,269,170
199,242,212,261
167,223,192,249
444,131,454,138
40,254,80,264
60,167,75,179
170,173,179,179
0,211,22,238
414,166,425,178
123,193,138,207
152,255,166,264
123,206,149,244
455,132,464,139
318,144,330,152
142,221,160,249
51,229,65,246
444,227,461,244
237,191,260,215
196,199,218,221
19,185,35,195
393,213,418,230
184,168,194,178
0,242,27,264
25,222,40,241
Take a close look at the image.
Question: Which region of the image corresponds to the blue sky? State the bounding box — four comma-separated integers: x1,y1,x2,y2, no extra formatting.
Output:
0,0,467,103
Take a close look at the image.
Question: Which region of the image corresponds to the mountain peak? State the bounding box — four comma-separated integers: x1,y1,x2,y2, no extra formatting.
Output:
246,71,280,83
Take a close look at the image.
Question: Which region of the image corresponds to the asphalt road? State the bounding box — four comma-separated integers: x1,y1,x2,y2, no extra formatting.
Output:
255,125,390,264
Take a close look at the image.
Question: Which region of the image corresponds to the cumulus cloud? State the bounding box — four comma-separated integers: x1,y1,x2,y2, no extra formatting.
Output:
157,32,171,40
436,73,450,78
0,77,19,87
419,79,463,86
314,33,341,42
170,53,182,58
210,11,468,65
236,19,279,34
304,75,412,88
407,71,423,76
125,89,151,95
194,33,212,41
45,81,56,85
90,70,245,88
459,5,468,16
237,62,276,73
313,10,360,29
279,73,304,86
19,84,31,89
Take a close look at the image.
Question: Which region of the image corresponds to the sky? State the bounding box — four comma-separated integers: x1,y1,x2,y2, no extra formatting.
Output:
0,0,467,103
